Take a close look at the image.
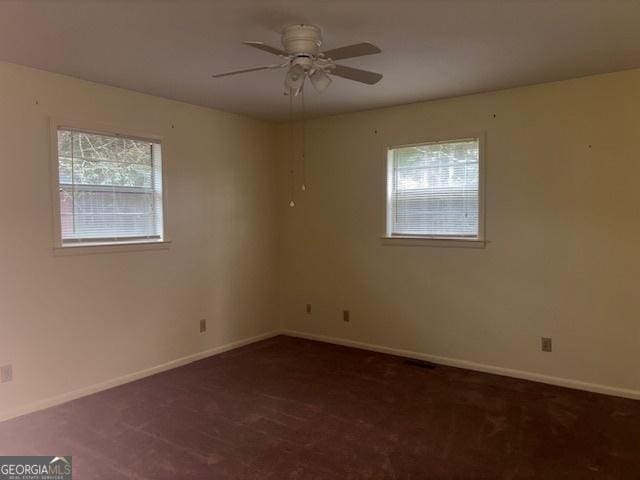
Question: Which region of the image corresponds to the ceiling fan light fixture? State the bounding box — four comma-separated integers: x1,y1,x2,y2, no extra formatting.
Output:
310,69,332,93
285,64,305,93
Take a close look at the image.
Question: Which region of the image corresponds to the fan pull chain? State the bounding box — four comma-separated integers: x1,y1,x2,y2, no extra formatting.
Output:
301,87,307,192
288,91,295,207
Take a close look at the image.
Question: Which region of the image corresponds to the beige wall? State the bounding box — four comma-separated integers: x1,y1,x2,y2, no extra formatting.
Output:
278,68,640,394
2,62,639,419
0,62,279,418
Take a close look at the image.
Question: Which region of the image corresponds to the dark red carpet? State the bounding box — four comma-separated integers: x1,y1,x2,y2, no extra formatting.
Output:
1,335,639,479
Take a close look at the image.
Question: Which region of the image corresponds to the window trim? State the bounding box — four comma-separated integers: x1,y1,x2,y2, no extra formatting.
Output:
382,133,486,247
49,117,170,253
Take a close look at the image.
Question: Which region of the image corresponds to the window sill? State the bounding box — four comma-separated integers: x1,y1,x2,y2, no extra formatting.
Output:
53,240,172,256
380,236,486,248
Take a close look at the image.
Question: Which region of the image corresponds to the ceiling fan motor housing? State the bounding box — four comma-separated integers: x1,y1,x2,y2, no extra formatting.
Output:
282,24,322,57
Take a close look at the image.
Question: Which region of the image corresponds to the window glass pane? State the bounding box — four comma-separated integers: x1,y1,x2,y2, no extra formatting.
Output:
63,159,153,188
70,131,152,165
389,139,479,237
57,128,163,245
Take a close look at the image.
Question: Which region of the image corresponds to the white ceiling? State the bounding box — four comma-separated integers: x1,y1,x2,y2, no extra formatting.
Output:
1,0,639,121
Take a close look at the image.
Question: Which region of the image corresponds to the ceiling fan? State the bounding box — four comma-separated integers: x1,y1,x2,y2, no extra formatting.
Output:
212,24,383,93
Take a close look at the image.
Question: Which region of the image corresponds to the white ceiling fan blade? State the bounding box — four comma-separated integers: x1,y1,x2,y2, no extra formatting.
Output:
243,41,287,57
329,65,383,85
212,64,285,78
321,42,381,61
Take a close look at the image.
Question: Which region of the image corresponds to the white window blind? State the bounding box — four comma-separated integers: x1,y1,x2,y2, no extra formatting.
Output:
388,138,480,238
56,128,164,245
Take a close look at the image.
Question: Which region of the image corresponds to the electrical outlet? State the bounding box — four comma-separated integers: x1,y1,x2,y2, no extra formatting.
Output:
306,304,312,314
343,310,350,322
1,364,13,383
199,319,207,333
541,337,552,352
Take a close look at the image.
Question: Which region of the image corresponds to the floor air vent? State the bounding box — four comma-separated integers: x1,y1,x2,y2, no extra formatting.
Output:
404,358,437,369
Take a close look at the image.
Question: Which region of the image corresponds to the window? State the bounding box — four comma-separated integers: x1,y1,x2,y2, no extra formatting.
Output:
55,128,164,247
386,137,482,240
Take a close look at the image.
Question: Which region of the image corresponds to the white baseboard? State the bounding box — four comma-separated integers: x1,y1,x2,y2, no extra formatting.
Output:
283,329,640,401
0,330,280,422
4,329,637,423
